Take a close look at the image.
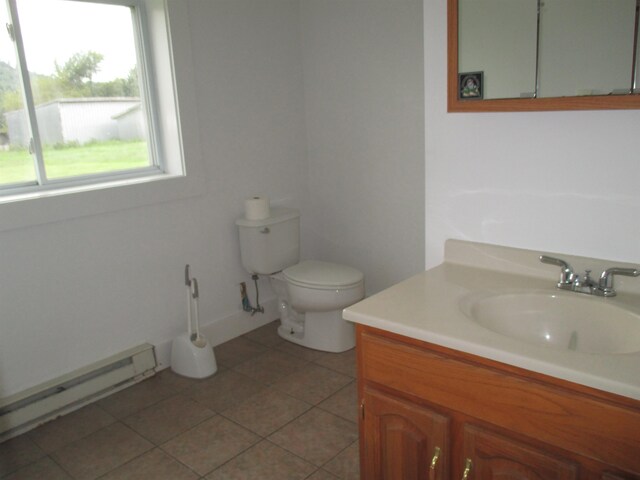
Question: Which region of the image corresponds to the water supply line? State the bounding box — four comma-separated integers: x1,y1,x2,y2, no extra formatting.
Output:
240,275,264,316
240,282,251,312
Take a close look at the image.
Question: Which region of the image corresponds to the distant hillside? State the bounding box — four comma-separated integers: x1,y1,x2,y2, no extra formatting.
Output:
0,61,18,93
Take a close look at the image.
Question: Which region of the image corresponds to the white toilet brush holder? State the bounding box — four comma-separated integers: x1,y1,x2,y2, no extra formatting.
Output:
171,332,217,379
171,266,217,379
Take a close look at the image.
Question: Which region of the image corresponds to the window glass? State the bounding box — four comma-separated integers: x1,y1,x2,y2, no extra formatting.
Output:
1,0,155,189
0,0,35,187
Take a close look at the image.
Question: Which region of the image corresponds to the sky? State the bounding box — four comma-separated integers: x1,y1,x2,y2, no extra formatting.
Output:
1,0,137,82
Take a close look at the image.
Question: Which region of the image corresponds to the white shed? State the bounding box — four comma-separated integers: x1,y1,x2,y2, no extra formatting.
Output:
112,103,146,141
5,98,141,147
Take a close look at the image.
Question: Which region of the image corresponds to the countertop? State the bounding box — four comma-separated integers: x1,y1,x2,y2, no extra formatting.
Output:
343,239,640,400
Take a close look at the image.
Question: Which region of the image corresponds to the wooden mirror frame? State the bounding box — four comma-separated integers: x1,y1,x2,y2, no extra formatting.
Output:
447,0,640,112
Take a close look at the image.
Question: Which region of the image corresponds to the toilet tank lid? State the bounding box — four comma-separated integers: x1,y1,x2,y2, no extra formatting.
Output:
235,207,300,227
284,260,364,288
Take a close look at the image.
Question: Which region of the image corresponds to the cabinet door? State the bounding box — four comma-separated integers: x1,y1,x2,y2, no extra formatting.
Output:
602,472,640,480
462,424,579,480
362,388,449,480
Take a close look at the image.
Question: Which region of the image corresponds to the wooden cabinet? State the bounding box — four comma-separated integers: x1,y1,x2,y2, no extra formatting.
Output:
362,387,449,479
602,474,638,480
462,425,578,480
357,325,640,480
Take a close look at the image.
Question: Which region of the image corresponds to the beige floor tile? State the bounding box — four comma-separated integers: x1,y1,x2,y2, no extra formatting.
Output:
161,416,259,476
205,440,315,480
271,364,352,405
123,394,214,444
242,321,284,348
1,332,362,480
100,448,198,480
0,435,45,477
306,469,339,479
51,423,152,480
1,456,71,480
214,337,268,368
222,388,311,437
275,341,326,362
267,408,358,467
317,381,358,423
323,441,360,480
28,404,116,454
187,370,265,413
232,350,306,385
98,371,195,419
156,368,201,386
314,349,357,378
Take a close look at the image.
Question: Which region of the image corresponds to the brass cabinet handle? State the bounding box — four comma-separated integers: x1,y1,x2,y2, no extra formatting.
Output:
461,458,472,480
429,446,441,470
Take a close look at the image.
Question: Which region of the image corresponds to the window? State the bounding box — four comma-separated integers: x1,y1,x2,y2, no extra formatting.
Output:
0,0,168,195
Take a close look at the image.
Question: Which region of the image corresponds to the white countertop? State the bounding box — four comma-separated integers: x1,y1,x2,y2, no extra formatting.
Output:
343,239,640,400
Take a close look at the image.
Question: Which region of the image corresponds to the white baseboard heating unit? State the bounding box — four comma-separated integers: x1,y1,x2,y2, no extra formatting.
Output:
0,344,156,441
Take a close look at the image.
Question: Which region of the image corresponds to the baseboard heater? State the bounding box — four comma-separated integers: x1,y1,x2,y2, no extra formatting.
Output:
0,344,156,440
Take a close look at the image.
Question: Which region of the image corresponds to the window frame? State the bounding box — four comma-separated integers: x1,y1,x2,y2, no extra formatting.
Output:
0,0,205,232
2,0,168,195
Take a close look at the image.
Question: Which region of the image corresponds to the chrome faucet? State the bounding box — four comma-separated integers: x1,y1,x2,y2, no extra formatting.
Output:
596,267,640,297
539,256,578,290
539,256,639,297
573,269,598,293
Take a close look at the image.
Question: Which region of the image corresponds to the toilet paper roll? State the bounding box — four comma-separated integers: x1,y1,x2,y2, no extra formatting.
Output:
244,196,270,220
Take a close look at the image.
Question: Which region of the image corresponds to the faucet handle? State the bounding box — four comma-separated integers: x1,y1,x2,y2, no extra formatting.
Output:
596,267,640,297
539,255,571,269
539,255,575,288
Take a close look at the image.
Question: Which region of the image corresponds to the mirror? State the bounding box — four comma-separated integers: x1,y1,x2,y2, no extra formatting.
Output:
458,0,538,100
448,0,640,111
538,0,636,98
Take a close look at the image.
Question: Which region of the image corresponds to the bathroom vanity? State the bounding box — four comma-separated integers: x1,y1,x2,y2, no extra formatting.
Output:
343,240,640,479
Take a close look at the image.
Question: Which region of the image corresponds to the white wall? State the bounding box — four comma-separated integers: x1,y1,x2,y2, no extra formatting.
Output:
0,0,425,399
0,0,308,398
300,0,425,295
424,0,640,269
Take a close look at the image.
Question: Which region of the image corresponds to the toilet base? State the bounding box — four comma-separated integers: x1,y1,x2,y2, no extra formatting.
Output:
277,309,355,353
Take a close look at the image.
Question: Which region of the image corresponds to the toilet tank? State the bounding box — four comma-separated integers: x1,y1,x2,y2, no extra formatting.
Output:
236,207,300,275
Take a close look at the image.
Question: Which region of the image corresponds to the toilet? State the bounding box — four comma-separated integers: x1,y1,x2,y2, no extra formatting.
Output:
236,208,364,352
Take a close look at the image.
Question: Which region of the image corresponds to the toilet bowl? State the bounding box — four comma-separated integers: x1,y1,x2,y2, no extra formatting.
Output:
284,260,364,312
279,260,364,352
236,208,365,352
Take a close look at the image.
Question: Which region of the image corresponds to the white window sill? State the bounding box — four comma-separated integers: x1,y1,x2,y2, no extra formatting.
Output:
0,171,205,232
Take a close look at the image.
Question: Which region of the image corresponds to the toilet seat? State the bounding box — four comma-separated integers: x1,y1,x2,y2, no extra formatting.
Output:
283,260,363,290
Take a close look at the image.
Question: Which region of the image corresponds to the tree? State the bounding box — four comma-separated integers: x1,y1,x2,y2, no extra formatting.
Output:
54,51,104,96
92,69,139,98
0,51,139,132
1,89,22,113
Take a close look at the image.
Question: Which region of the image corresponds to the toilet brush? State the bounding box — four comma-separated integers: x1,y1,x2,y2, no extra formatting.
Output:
171,265,217,378
189,278,208,348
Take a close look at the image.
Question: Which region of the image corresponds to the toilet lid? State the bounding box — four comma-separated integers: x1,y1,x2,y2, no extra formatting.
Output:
283,260,364,289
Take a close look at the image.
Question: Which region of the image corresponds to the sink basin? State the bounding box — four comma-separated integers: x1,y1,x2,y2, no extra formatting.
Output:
465,292,640,354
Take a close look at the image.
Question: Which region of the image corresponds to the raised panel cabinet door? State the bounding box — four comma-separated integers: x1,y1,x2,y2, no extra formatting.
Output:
463,424,579,480
602,473,640,480
362,388,449,480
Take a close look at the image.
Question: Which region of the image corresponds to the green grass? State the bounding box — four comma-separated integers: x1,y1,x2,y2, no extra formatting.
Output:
0,140,149,185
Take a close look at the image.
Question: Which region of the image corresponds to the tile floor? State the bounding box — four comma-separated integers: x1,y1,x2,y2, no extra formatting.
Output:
0,321,360,480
